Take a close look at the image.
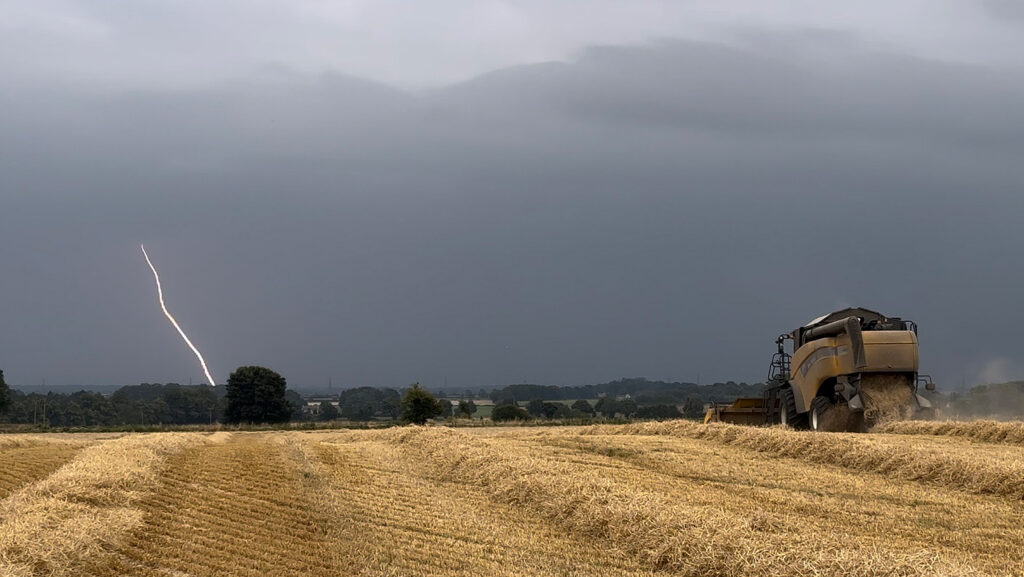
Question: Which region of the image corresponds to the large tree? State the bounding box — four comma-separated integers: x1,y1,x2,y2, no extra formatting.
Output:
457,399,477,417
571,399,595,416
400,383,443,425
0,369,10,413
224,366,292,424
491,404,530,422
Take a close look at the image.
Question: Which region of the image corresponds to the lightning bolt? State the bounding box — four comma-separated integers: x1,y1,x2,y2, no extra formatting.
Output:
141,244,217,386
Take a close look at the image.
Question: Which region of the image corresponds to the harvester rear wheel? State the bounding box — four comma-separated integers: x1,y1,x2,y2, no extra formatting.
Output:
779,387,802,429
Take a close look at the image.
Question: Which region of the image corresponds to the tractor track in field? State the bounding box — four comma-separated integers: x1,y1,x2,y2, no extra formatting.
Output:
79,434,335,577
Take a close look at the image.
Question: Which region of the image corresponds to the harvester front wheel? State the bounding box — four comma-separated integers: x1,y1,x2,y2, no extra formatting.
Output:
810,396,836,432
779,387,802,429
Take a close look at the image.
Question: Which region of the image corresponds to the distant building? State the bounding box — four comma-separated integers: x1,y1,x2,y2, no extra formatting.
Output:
440,398,494,406
304,400,339,416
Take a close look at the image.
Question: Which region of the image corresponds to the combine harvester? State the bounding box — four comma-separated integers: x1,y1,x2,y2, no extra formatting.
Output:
706,307,936,431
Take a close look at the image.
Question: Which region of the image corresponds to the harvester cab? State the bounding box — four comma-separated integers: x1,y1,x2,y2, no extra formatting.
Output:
705,307,936,431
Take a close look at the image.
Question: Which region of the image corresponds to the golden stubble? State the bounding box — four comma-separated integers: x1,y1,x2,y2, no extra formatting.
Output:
876,419,1024,446
382,426,997,577
582,421,1024,498
2,421,1022,577
0,432,222,577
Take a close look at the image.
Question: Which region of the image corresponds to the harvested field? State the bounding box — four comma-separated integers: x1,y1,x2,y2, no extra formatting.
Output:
0,433,219,577
876,419,1024,446
80,433,335,577
1,422,1022,576
587,420,1024,498
0,440,86,500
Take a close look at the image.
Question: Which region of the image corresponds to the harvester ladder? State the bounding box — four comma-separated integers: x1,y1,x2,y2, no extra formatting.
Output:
762,385,781,425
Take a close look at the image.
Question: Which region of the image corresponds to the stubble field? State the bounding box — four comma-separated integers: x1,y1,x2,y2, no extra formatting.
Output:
1,421,1023,577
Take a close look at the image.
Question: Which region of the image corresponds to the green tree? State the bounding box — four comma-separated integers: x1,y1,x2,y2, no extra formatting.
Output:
457,399,477,417
224,366,292,424
0,369,10,414
594,396,616,417
617,398,638,417
571,399,594,415
491,404,530,422
525,399,547,417
338,386,401,420
636,404,683,419
545,402,572,419
400,383,443,425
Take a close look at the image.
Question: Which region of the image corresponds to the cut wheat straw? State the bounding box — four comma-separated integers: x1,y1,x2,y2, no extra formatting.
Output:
583,421,1024,499
875,420,1024,446
0,432,222,577
385,427,973,577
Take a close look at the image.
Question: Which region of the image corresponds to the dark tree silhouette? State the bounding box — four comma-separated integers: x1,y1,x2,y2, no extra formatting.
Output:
0,369,10,414
457,400,477,417
491,404,530,422
224,366,292,424
571,399,595,415
400,383,443,425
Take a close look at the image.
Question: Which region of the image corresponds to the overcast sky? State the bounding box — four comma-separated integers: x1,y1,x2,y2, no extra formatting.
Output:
2,1,1024,391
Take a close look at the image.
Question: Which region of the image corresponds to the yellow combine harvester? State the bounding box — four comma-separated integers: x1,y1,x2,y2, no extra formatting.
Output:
706,307,935,431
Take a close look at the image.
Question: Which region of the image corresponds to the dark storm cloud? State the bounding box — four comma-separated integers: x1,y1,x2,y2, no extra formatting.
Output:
2,36,1023,390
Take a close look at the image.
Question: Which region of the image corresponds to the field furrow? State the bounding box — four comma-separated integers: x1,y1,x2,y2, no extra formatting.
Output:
79,434,336,577
384,427,983,577
521,431,1024,576
0,433,210,577
309,432,666,577
583,421,1024,499
2,424,1021,577
0,442,83,500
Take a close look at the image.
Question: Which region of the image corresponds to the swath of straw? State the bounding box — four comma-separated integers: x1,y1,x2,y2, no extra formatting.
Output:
582,421,1024,499
875,419,1024,447
0,432,224,577
384,427,974,577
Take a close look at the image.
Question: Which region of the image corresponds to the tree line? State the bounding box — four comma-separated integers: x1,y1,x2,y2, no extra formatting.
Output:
0,366,300,427
0,367,466,427
4,367,1022,427
0,368,726,427
488,378,763,405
